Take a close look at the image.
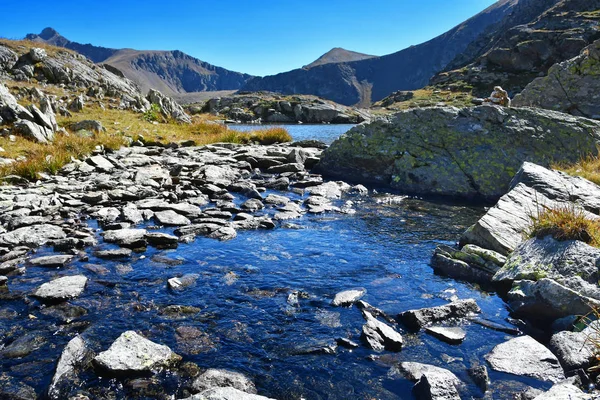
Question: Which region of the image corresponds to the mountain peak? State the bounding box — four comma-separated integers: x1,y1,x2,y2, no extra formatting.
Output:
303,48,377,69
40,27,59,39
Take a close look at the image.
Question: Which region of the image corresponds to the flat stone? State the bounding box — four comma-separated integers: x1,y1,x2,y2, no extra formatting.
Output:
103,229,147,248
485,335,565,383
145,232,179,248
94,248,133,259
398,299,481,331
154,210,191,226
531,382,589,400
192,368,257,394
331,288,366,306
94,330,181,375
34,275,88,301
87,155,115,172
181,387,275,400
425,326,466,344
0,224,66,247
29,254,74,268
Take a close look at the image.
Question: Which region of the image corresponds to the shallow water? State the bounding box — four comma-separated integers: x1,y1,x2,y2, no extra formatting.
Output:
228,123,356,144
0,191,551,399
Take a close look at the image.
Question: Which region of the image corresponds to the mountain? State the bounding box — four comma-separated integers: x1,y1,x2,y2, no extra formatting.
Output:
303,48,376,69
431,0,600,96
241,0,518,106
25,28,254,96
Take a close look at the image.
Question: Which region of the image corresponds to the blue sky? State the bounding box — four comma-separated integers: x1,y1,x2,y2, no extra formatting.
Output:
2,0,497,76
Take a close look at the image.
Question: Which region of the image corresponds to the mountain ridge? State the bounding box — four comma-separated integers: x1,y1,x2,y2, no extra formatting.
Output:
303,47,376,69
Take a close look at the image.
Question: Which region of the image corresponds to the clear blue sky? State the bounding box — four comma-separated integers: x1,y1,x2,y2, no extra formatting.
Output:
2,0,498,76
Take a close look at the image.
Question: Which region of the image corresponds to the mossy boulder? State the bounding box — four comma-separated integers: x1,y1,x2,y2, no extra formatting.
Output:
514,39,600,119
317,105,600,200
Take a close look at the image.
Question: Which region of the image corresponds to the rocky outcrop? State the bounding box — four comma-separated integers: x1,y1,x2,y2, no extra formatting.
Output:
147,89,192,124
431,0,600,97
202,92,369,124
513,38,600,119
318,106,600,200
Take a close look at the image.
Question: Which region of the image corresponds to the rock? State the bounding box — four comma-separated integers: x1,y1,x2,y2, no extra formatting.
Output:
29,254,74,268
430,245,499,284
146,89,191,124
0,81,33,123
331,288,366,306
34,275,88,301
318,106,600,200
0,224,66,247
168,274,199,290
81,192,107,204
29,47,47,62
549,321,599,371
48,336,89,400
424,326,466,344
397,362,461,400
468,365,489,393
103,229,147,248
12,119,53,143
121,204,144,224
461,162,600,256
208,226,237,241
0,374,37,400
181,387,275,400
241,199,264,211
531,381,589,400
484,86,511,107
398,299,481,331
1,332,47,358
68,95,84,112
87,155,115,172
485,335,565,383
360,310,403,351
514,39,600,120
145,232,178,248
69,120,104,133
336,338,359,349
94,248,133,259
94,330,181,375
192,369,257,394
154,210,191,226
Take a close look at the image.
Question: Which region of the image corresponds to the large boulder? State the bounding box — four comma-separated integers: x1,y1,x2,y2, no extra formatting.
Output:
48,336,90,399
461,162,600,256
514,39,600,120
549,321,599,371
485,335,565,383
146,89,192,124
317,106,600,200
397,362,462,400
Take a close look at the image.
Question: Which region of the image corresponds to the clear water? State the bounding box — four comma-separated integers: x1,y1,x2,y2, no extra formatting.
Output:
228,124,356,144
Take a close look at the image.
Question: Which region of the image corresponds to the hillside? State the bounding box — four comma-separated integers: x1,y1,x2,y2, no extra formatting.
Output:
431,0,600,96
241,0,518,106
25,28,254,96
303,47,376,69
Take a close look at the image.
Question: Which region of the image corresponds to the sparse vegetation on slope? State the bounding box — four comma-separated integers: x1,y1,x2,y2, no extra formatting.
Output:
555,155,600,186
528,203,600,247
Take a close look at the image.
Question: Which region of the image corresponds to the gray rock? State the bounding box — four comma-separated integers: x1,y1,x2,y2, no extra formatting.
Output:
68,95,84,112
154,210,191,226
87,155,114,172
530,382,589,400
514,39,600,120
145,232,179,248
208,226,237,241
430,245,498,284
29,254,74,268
29,47,47,62
331,288,366,306
69,120,104,133
424,326,466,344
318,106,600,200
34,275,88,301
121,204,144,224
146,89,191,124
192,368,257,394
549,321,599,371
1,332,47,358
94,248,133,259
103,228,147,248
168,274,199,290
48,336,89,400
94,330,181,375
181,387,275,400
485,335,565,383
467,365,489,393
398,362,461,400
461,162,600,255
360,310,403,351
13,119,53,143
241,199,264,211
0,81,34,123
0,224,66,247
398,299,481,331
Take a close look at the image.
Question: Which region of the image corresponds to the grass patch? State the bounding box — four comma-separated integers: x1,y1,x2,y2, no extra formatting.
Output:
528,203,600,247
373,86,473,112
554,155,600,186
0,39,77,57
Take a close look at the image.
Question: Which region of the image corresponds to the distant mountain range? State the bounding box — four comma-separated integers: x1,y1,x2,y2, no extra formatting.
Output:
25,28,254,96
241,0,518,106
302,48,376,69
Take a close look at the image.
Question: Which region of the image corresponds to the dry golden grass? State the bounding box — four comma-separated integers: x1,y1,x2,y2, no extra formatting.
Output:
373,87,473,112
0,39,77,57
555,155,600,186
0,104,291,180
528,203,600,247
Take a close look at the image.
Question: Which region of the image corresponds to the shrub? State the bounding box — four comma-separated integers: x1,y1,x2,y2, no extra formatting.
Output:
528,203,600,247
142,104,162,122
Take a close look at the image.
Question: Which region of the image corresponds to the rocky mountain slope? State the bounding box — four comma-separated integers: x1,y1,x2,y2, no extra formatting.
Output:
25,28,254,96
431,0,600,96
302,48,376,69
241,0,518,106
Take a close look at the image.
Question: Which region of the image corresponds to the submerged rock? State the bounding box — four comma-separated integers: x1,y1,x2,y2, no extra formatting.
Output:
485,335,564,383
94,330,181,375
